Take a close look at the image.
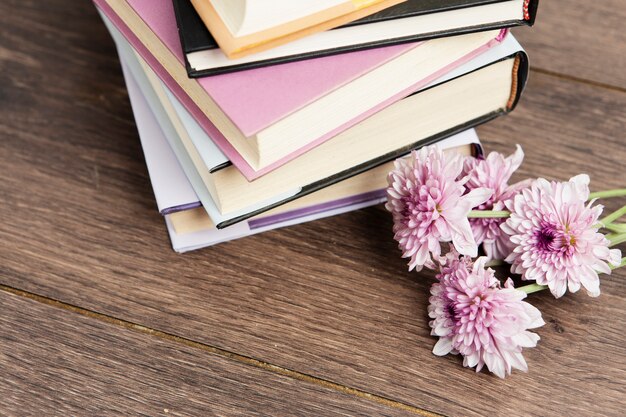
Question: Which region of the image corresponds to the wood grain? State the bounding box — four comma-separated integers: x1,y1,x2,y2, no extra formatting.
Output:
514,0,626,89
1,0,625,416
0,290,417,416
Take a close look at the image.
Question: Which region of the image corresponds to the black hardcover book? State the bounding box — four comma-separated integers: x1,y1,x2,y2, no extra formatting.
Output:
173,0,538,78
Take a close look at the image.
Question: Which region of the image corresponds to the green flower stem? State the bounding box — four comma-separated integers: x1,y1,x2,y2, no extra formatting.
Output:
611,257,626,270
607,233,626,247
603,223,626,234
519,283,548,294
588,188,626,200
467,210,511,218
465,190,624,221
600,205,626,227
485,259,506,267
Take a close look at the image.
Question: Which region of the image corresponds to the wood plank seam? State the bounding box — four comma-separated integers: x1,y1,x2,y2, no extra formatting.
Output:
529,67,626,95
0,283,442,417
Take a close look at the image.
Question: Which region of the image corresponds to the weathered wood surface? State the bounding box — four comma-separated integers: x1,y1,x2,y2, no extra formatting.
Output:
0,290,415,416
514,0,626,89
1,0,625,416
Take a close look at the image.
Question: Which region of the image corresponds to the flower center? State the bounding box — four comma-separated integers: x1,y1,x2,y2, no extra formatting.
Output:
400,182,443,225
536,226,558,251
446,303,457,322
534,222,577,254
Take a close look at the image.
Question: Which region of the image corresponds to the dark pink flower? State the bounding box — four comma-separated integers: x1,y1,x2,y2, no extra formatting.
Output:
501,174,622,298
386,146,492,271
463,145,532,260
429,251,544,378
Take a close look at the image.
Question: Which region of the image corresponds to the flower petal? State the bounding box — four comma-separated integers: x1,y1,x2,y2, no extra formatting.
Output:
433,338,454,356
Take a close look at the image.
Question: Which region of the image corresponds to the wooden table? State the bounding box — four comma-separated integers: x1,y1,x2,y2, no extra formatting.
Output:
2,1,625,415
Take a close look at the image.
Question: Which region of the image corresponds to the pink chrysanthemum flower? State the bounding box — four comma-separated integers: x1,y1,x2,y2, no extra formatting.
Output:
429,252,544,378
501,174,622,298
386,146,492,271
463,145,532,260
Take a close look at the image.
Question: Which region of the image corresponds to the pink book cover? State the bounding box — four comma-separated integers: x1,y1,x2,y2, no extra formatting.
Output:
95,0,505,180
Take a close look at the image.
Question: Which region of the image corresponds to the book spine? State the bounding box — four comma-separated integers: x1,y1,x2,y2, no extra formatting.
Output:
525,0,540,26
523,0,531,21
506,56,522,110
505,51,529,111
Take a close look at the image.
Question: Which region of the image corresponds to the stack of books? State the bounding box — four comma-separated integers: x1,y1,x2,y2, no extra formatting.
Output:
94,0,539,252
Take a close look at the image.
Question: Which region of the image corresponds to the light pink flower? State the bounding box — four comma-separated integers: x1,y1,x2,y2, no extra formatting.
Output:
386,146,492,271
463,145,532,260
501,174,622,298
429,252,544,378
